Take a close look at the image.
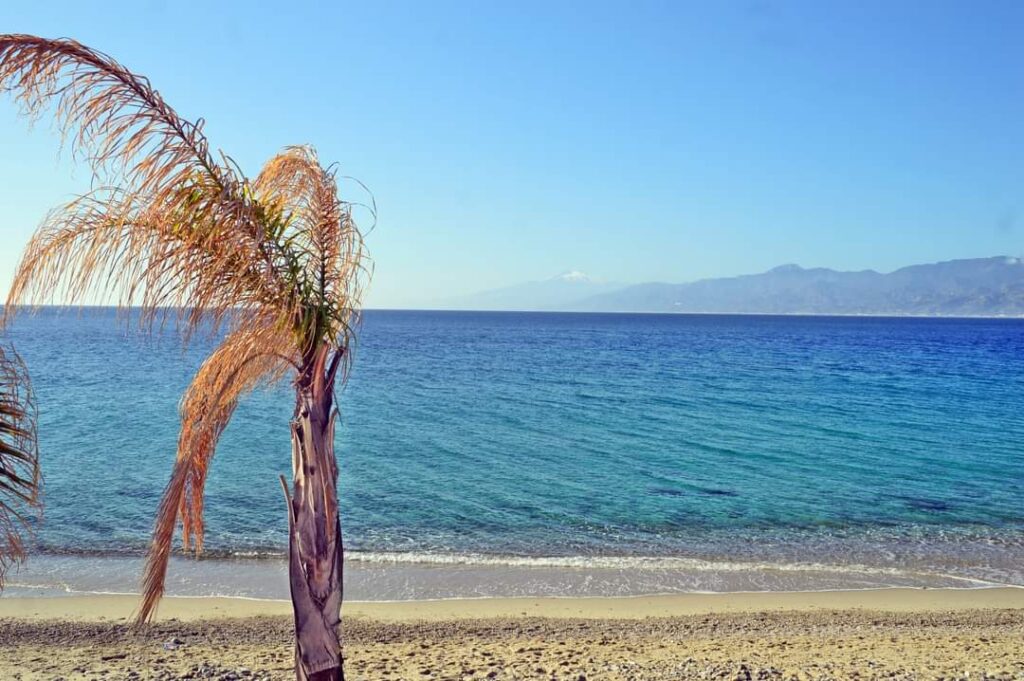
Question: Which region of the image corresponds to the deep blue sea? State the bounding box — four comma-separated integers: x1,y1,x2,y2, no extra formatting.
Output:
4,309,1024,599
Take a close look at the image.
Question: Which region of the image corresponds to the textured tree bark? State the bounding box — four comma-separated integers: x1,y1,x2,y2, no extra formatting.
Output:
287,379,344,681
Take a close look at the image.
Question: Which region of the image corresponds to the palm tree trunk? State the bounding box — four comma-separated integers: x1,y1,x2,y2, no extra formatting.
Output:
286,381,344,680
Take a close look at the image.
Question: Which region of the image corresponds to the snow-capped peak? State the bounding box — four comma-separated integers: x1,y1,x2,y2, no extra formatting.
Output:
554,270,592,283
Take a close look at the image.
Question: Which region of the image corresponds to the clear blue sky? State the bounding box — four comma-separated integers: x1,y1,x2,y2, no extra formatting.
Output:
1,1,1022,308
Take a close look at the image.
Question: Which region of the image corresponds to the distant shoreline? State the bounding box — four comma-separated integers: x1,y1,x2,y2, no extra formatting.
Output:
369,307,1024,319
8,305,1024,320
424,257,1024,318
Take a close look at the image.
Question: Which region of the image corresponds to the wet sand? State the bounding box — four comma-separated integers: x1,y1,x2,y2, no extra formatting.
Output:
1,589,1023,679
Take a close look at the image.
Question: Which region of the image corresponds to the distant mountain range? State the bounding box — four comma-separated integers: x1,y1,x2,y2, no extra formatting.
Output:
437,257,1024,316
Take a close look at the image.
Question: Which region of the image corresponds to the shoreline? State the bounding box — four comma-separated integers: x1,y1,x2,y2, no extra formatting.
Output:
3,586,1024,622
10,552,1008,602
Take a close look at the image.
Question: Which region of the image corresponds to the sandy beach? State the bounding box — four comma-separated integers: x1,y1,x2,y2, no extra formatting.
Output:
2,588,1023,680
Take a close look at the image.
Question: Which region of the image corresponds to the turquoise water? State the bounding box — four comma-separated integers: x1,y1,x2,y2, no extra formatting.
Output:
4,309,1024,597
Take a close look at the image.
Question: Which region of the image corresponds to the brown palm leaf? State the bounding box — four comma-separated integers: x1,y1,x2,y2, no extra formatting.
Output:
0,35,295,336
0,344,40,589
138,320,295,621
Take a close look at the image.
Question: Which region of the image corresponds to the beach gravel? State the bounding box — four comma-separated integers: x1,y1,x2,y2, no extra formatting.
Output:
1,609,1023,680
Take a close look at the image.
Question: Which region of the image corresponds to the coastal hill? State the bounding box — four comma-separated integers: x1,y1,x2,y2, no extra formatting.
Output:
442,257,1024,316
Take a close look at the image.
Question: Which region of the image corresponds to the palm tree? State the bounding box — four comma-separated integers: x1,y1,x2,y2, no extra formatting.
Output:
0,35,369,680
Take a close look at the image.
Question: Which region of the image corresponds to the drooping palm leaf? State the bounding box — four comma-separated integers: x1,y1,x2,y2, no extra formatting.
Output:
0,344,40,588
138,320,295,621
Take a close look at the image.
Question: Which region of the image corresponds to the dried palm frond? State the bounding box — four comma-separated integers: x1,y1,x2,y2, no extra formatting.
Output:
137,320,295,622
7,185,291,338
0,344,40,588
0,35,294,335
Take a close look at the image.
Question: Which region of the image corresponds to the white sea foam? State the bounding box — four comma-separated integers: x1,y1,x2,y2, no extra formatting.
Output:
343,550,1000,586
